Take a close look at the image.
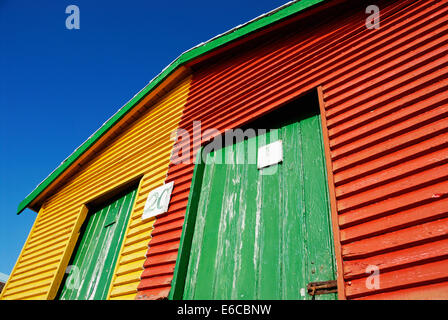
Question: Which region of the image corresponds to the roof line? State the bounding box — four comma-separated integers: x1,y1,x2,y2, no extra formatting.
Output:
17,0,324,214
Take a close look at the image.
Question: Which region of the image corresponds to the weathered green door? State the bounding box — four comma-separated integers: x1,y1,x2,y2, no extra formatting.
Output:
182,104,336,300
58,189,137,300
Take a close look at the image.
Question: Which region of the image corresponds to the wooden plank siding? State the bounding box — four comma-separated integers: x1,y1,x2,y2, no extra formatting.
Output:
1,77,191,300
137,0,448,299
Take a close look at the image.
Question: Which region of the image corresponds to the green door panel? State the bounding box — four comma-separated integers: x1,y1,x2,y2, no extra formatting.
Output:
58,188,137,300
182,108,336,300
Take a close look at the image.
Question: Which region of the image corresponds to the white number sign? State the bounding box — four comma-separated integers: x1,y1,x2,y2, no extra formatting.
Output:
257,140,283,169
141,181,174,220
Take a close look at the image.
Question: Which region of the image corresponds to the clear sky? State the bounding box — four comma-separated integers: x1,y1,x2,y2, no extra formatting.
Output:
0,0,288,275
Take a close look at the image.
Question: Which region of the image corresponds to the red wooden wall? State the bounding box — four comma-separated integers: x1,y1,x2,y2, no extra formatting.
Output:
137,0,448,299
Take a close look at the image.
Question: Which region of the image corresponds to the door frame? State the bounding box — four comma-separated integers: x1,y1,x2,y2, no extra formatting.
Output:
169,147,206,300
169,86,345,300
54,177,142,300
317,86,345,300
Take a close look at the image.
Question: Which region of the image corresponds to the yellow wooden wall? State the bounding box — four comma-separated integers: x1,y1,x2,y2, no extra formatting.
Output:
0,76,191,300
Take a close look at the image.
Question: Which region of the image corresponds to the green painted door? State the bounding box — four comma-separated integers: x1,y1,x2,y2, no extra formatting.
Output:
58,189,137,300
182,106,336,300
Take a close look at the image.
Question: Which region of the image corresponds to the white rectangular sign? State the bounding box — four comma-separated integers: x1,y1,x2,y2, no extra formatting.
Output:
257,140,283,169
141,181,174,221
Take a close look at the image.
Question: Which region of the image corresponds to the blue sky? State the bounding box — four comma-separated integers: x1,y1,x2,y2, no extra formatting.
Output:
0,0,288,274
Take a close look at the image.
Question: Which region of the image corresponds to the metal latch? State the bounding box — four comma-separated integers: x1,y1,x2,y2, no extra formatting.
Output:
307,280,337,297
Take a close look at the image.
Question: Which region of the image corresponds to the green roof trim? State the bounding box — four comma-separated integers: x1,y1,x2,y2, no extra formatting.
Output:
18,0,324,214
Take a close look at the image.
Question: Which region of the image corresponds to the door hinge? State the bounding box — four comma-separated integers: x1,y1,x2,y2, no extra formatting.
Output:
307,280,337,297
